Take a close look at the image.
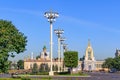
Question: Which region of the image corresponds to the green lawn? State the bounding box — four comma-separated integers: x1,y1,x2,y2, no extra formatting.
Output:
0,78,21,80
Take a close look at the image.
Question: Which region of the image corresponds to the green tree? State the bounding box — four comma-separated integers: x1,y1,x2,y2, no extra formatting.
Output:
102,57,114,69
64,51,78,74
17,60,24,69
113,56,120,70
39,63,49,72
45,64,49,72
32,63,38,74
79,55,85,61
52,65,55,71
79,55,85,71
39,63,45,72
36,55,40,60
52,65,58,71
102,57,120,71
0,20,27,73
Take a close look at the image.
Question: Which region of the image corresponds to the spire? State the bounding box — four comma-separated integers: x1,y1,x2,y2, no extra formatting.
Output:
43,45,46,49
88,39,91,47
31,52,33,60
43,45,46,51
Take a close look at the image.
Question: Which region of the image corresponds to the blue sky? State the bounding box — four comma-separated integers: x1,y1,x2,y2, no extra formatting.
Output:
0,0,120,61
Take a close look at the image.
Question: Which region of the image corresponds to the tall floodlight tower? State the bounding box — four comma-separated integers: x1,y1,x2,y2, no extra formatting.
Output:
60,37,66,71
60,37,66,58
44,11,59,75
54,28,64,72
63,43,68,53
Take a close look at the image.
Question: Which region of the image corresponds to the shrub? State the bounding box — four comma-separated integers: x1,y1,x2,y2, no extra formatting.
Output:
78,71,83,75
30,72,49,75
38,72,49,75
54,71,70,75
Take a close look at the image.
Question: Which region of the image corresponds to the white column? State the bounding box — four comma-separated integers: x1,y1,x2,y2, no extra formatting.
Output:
58,37,60,72
60,42,62,72
49,22,54,75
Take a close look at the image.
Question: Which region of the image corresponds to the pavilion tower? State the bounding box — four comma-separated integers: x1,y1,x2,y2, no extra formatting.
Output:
84,40,96,71
40,45,50,60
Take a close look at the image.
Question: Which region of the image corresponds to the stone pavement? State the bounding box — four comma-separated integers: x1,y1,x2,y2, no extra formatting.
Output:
1,72,120,80
31,72,120,80
0,73,11,78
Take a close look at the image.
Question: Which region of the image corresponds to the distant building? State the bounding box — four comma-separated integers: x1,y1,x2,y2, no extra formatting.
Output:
83,40,96,71
115,48,120,57
24,40,108,71
24,46,63,71
78,40,107,71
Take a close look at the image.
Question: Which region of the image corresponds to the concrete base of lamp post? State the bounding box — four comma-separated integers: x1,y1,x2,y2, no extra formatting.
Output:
49,71,54,76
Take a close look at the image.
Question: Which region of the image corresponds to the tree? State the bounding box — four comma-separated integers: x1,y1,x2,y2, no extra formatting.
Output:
0,20,27,73
32,63,38,74
45,64,49,72
39,63,49,72
52,65,55,71
102,57,114,69
36,55,40,60
17,60,24,69
64,51,78,74
79,55,85,71
53,65,58,71
113,56,120,70
102,57,120,71
79,55,85,61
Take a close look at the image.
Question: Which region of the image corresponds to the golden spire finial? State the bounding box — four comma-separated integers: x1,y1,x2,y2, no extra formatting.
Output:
88,39,91,47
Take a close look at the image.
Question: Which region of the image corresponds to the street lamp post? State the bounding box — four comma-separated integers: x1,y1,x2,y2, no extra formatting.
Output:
60,37,66,44
44,11,59,75
54,28,64,72
63,43,68,52
60,37,66,71
60,37,66,59
62,43,67,71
